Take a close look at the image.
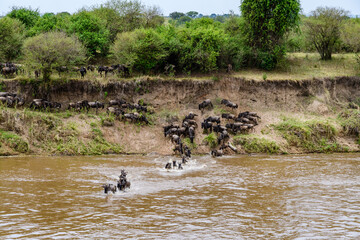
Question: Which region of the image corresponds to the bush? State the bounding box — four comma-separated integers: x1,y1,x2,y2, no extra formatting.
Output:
240,0,301,70
0,17,25,62
273,117,345,153
233,135,280,154
204,132,218,148
112,28,167,74
0,130,29,153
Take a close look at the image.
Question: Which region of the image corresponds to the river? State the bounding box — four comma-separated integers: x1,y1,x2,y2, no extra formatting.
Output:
1,154,360,239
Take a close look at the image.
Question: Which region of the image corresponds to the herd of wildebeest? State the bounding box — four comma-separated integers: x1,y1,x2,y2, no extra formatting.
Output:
0,91,152,124
0,62,131,78
162,98,261,170
1,89,261,193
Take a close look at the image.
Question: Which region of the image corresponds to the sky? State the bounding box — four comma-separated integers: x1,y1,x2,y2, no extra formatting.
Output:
0,0,359,16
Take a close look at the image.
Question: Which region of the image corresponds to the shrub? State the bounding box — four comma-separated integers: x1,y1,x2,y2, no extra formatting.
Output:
233,135,280,154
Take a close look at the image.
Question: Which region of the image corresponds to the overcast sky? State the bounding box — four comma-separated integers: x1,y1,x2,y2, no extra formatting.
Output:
1,0,359,16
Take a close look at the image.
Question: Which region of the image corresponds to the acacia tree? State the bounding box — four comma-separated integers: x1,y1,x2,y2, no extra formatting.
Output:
0,17,25,62
240,0,301,70
305,7,348,60
23,32,86,81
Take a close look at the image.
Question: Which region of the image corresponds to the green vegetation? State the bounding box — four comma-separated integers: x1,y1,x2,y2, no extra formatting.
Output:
0,17,25,62
304,7,349,60
183,137,197,150
23,32,86,81
0,106,123,156
203,132,218,148
0,130,29,153
0,1,359,77
241,0,301,70
338,109,360,143
272,117,346,153
233,135,280,154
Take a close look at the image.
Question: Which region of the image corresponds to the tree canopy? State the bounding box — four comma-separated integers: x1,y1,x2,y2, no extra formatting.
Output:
23,32,86,81
0,17,25,62
240,0,301,69
305,7,349,60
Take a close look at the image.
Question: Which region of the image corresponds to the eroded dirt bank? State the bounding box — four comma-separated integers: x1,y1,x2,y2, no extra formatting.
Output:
1,76,360,156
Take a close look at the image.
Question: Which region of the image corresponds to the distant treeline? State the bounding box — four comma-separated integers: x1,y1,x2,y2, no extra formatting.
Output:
0,0,359,77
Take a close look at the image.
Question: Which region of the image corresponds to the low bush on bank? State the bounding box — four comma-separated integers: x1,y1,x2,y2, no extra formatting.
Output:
203,132,218,148
233,135,281,154
272,117,346,153
0,107,123,155
338,109,360,143
0,130,29,153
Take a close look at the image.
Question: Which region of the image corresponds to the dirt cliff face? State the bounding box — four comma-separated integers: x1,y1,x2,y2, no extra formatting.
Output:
1,76,360,156
4,76,359,111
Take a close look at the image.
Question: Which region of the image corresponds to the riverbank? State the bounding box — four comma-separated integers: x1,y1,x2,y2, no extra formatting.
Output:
1,76,360,156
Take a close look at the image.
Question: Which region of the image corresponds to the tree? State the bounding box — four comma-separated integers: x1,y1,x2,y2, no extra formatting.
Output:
305,7,348,60
23,32,86,81
7,7,40,29
102,0,145,32
69,11,110,57
0,17,25,62
143,6,164,28
111,28,167,73
240,0,301,70
341,19,360,53
169,12,185,20
186,11,198,18
28,12,71,36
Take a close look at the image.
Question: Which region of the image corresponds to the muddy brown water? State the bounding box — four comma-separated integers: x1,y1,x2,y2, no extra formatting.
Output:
1,154,360,239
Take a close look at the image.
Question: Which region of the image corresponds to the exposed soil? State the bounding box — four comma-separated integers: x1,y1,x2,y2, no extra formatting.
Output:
1,76,360,156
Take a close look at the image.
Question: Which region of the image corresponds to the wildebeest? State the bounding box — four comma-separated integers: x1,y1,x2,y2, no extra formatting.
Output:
217,130,230,145
188,126,195,143
201,121,213,133
98,66,109,77
1,66,17,77
183,112,198,121
106,107,124,120
205,116,221,125
30,99,61,111
79,67,87,78
199,99,213,112
173,142,183,155
116,64,130,77
221,99,238,109
171,134,181,145
184,145,191,158
165,160,172,169
211,149,223,157
109,99,127,107
117,169,131,191
123,112,150,124
221,113,236,120
88,101,104,114
56,66,68,76
102,184,117,194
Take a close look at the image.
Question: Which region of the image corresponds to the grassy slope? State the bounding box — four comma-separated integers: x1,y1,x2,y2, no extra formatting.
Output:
1,53,358,83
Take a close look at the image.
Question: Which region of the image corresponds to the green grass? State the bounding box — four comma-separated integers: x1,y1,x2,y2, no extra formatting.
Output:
157,109,179,123
2,53,357,85
0,130,29,153
203,132,218,149
338,109,360,143
233,135,281,154
183,137,197,149
272,117,346,153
